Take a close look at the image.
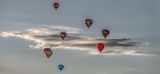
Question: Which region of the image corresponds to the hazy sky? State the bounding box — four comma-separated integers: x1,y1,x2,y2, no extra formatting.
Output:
0,0,160,74
0,0,160,38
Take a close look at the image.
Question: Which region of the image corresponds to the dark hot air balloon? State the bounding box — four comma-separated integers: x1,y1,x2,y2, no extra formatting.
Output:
102,29,110,39
44,48,52,58
53,2,60,10
60,32,67,40
84,18,93,28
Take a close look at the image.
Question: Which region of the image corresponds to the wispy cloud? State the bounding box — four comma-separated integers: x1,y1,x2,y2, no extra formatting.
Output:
89,48,154,56
0,26,156,56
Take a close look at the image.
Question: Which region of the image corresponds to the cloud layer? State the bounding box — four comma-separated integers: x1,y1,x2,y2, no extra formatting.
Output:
0,26,156,56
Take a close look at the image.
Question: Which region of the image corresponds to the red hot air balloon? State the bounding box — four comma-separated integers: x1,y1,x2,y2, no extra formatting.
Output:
44,48,52,58
53,2,59,10
102,29,110,39
97,43,105,53
84,18,93,28
60,32,67,40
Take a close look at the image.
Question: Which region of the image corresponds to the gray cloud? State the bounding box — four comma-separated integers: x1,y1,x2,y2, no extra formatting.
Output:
0,26,156,56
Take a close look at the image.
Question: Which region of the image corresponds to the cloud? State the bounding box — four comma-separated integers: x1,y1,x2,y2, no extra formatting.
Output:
0,26,156,56
89,48,155,56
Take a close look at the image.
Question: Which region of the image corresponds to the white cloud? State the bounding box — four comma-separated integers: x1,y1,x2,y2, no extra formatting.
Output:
0,26,156,56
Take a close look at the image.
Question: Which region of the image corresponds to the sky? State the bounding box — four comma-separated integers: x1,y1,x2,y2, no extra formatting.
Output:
0,0,160,74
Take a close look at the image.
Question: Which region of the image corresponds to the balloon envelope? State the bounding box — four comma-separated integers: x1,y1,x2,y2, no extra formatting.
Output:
60,32,67,40
102,29,110,39
53,2,59,10
97,43,105,53
85,18,93,28
44,48,52,58
58,64,64,71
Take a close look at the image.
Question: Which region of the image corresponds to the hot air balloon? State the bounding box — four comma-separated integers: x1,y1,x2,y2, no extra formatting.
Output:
84,18,93,28
102,29,110,39
58,64,64,71
44,48,52,58
60,32,67,40
97,43,105,53
53,2,60,10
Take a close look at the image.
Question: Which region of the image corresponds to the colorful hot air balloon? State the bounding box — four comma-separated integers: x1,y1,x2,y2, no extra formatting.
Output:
44,48,52,58
60,32,67,40
102,29,110,39
97,43,105,53
84,18,93,28
53,2,60,10
58,64,64,71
